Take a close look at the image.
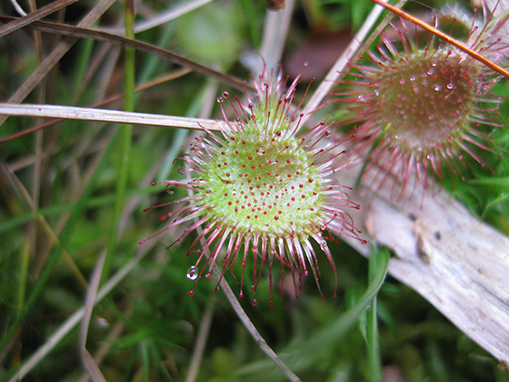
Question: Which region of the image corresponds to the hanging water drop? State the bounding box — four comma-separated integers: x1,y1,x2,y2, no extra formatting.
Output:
186,266,198,280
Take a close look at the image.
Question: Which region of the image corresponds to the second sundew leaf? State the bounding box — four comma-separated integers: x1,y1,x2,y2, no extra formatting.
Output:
334,5,509,196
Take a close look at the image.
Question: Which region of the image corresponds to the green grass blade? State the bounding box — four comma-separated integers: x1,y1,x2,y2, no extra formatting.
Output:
0,129,121,352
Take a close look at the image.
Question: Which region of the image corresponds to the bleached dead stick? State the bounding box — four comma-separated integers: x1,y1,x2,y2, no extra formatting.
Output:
340,162,509,367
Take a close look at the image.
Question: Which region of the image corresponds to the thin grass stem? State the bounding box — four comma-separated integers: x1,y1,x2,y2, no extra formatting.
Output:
80,251,108,382
185,298,215,382
213,264,302,382
367,248,384,382
102,0,135,278
7,244,154,382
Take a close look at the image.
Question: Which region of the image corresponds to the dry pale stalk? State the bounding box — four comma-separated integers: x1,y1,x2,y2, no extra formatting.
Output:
341,162,509,367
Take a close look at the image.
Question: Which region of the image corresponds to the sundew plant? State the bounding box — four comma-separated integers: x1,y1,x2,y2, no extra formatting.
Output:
335,0,509,196
0,0,509,382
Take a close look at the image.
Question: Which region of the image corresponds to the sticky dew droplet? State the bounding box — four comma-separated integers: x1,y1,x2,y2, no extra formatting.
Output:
186,266,198,280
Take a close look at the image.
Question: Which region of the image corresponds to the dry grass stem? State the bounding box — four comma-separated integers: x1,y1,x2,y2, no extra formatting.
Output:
0,103,225,132
0,0,77,38
80,251,107,382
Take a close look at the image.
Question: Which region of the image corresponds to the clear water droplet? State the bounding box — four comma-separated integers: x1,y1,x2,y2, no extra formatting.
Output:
422,79,428,86
186,266,198,280
432,60,438,67
374,89,380,96
447,82,454,89
432,84,442,91
410,75,416,81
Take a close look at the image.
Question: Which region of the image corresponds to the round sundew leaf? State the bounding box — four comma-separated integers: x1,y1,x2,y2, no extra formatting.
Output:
334,8,507,194
144,69,365,303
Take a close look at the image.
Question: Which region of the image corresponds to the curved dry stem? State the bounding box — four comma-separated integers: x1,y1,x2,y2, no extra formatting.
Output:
0,0,77,38
213,264,302,382
9,0,27,16
0,0,117,127
0,15,251,96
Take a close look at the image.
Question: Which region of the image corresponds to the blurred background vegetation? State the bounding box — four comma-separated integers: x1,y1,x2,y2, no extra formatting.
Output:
1,0,508,381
